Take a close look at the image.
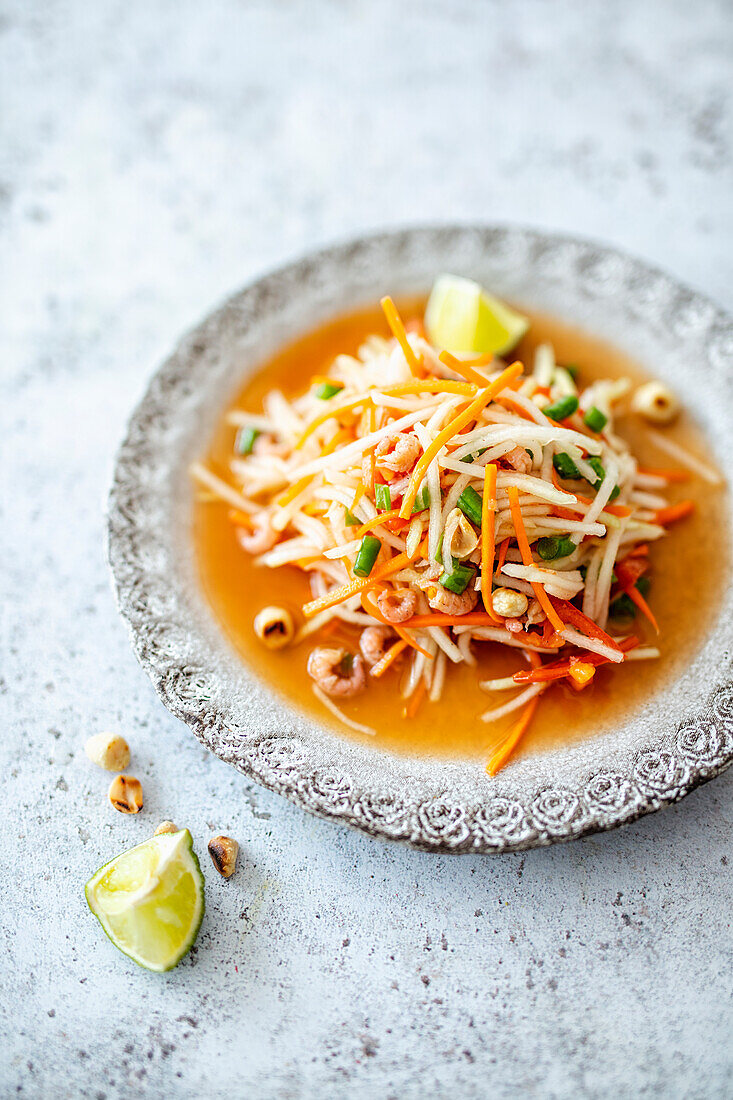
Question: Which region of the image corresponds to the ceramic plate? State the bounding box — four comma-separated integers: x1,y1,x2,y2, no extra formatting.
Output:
108,225,733,852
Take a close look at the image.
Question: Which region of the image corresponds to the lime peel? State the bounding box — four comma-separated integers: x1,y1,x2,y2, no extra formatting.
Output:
85,828,205,972
425,274,529,356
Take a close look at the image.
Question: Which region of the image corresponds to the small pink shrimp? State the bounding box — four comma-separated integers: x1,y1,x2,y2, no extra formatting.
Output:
426,584,478,616
253,434,288,458
375,433,421,474
359,626,394,666
236,512,277,554
377,588,418,623
504,618,524,633
503,446,533,474
307,647,366,698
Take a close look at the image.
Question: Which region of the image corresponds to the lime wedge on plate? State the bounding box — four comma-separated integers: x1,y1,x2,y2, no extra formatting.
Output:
425,274,529,355
85,828,205,972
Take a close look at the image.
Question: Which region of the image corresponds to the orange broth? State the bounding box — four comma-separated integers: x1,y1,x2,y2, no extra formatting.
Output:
193,302,728,762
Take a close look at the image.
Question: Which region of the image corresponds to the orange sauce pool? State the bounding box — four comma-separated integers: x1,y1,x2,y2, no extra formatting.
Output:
194,301,729,762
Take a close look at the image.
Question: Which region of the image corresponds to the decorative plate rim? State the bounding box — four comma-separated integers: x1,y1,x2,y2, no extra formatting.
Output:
107,224,733,853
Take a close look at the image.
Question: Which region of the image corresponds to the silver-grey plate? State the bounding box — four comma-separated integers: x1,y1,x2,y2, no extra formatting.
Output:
107,225,733,852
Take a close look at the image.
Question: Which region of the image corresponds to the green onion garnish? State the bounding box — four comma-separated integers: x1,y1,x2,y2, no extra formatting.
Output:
235,427,259,455
434,533,443,565
553,452,581,480
457,485,483,527
439,562,475,595
544,395,579,421
587,456,605,484
564,363,580,381
411,485,431,514
344,509,361,527
353,535,381,577
375,484,391,511
463,448,487,465
583,406,607,432
537,535,576,560
314,381,343,400
586,457,620,500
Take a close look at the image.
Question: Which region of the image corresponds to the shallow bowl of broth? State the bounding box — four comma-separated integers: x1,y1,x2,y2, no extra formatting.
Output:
108,225,733,851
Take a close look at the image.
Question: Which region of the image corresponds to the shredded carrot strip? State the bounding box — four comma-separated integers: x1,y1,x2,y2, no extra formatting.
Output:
320,426,353,456
303,553,413,617
304,536,428,619
626,585,659,634
356,509,403,535
487,697,539,776
481,463,500,621
550,469,632,517
514,637,639,683
383,380,476,397
370,639,408,679
399,361,524,518
549,597,622,653
276,474,314,506
351,483,366,510
403,679,427,718
496,537,510,574
636,467,690,483
653,500,695,526
295,396,371,450
506,486,565,633
403,611,512,629
438,350,489,387
380,296,422,376
360,588,433,657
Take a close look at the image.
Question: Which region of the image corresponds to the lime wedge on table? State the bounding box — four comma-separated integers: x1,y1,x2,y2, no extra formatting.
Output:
85,829,204,972
425,274,529,355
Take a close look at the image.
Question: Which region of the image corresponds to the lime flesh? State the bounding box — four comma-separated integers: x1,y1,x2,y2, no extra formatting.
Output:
85,829,205,972
424,274,529,356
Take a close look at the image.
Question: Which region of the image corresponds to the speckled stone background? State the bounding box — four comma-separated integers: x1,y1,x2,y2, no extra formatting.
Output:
2,1,732,1097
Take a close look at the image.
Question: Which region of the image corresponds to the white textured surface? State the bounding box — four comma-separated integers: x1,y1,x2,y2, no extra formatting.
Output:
2,2,732,1097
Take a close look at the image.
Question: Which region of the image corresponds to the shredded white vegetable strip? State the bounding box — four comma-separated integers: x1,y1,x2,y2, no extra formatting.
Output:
193,294,710,775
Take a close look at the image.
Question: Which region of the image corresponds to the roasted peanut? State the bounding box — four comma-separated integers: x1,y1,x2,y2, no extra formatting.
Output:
631,381,679,424
253,606,295,649
108,775,143,814
208,835,239,879
85,732,130,772
154,821,179,835
491,587,529,618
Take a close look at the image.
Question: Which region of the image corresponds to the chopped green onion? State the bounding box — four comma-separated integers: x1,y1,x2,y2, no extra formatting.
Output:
457,485,483,527
463,448,487,465
439,562,475,595
587,456,605,484
344,509,361,527
434,534,443,565
314,381,343,400
537,535,575,560
411,485,431,514
553,452,581,480
563,363,580,381
544,395,579,421
583,405,607,432
235,426,259,455
353,535,381,577
375,484,391,511
586,457,620,500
